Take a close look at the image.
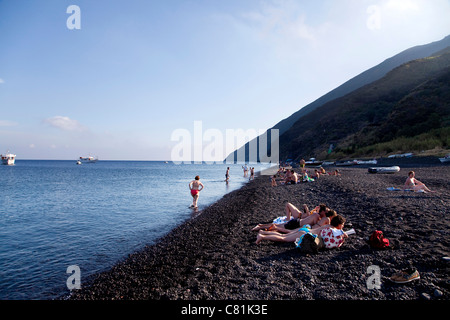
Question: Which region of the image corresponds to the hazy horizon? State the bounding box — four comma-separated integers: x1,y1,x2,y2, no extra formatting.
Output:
1,0,450,160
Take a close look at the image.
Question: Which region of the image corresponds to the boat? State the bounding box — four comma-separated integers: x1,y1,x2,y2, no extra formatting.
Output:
368,166,400,174
305,158,323,166
439,154,450,163
79,155,98,163
1,151,16,165
76,160,82,165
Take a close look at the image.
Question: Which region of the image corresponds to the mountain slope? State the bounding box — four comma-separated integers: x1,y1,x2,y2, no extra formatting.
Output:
279,47,450,160
226,35,450,162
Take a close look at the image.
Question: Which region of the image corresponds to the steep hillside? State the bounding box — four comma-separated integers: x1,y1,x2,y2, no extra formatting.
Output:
226,35,450,162
279,47,450,160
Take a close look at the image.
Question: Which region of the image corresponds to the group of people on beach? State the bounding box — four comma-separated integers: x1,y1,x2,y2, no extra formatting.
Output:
252,203,349,249
271,166,340,187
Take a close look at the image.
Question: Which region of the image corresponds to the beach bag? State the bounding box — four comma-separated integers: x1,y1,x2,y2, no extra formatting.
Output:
295,233,323,254
368,230,390,249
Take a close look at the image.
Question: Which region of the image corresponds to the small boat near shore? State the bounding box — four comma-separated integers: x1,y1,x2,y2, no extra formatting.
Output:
1,151,16,165
305,158,323,166
439,154,450,163
336,159,377,166
368,166,400,174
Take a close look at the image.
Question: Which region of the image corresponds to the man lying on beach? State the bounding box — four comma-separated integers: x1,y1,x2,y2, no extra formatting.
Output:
252,204,334,233
255,214,347,245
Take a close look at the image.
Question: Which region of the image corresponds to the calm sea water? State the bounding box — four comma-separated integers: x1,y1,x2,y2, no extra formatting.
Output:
0,160,273,300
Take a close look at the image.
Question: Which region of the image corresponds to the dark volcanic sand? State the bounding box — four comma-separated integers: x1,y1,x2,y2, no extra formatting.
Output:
68,157,449,301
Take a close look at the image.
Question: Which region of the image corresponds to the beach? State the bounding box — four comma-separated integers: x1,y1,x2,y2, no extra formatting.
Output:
68,157,449,302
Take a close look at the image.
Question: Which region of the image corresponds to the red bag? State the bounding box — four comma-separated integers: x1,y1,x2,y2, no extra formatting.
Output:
369,230,390,249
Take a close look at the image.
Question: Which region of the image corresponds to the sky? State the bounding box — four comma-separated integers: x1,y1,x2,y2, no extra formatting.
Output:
1,0,450,161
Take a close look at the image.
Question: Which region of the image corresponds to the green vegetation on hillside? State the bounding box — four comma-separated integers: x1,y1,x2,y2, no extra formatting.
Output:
279,48,450,161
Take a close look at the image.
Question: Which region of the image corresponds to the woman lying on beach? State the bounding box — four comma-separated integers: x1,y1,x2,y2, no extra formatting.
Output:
252,204,333,233
255,214,347,245
264,209,337,234
404,171,434,193
189,176,204,208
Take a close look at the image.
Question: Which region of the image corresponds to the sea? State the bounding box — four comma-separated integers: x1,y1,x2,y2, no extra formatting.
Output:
0,160,274,300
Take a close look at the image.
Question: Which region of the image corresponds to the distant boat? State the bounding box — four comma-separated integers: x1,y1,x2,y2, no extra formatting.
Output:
356,159,378,165
76,160,82,165
305,158,323,166
79,155,98,163
336,160,356,166
439,154,450,163
1,151,16,165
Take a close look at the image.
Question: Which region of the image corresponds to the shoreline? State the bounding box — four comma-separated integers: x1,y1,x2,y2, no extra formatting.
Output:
68,156,449,301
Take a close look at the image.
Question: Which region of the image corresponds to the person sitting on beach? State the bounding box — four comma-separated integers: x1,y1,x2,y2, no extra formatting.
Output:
189,176,204,208
404,171,434,193
329,169,341,176
319,215,348,249
284,170,292,183
255,214,347,245
285,170,298,184
312,169,320,180
302,170,315,182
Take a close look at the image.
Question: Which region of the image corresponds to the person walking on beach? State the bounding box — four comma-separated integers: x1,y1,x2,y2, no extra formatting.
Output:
404,171,434,193
189,176,204,208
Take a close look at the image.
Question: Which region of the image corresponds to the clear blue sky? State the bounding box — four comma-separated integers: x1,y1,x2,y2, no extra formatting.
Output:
1,0,450,160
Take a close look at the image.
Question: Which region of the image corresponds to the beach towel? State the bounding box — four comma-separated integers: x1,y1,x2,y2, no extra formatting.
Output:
272,216,293,224
386,187,414,192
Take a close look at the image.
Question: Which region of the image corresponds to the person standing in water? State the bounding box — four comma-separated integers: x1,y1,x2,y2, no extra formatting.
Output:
189,176,204,208
225,167,230,183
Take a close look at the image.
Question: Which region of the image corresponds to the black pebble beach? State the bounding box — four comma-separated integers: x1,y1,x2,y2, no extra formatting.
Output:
68,157,449,302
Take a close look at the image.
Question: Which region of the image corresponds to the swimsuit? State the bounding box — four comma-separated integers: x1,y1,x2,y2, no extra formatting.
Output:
191,189,199,196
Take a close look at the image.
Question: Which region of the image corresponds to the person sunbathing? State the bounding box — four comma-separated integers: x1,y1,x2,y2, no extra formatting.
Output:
252,204,331,232
255,214,346,245
259,209,337,234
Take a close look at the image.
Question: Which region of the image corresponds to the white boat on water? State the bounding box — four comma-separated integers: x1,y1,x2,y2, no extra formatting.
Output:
356,159,378,165
79,155,98,163
439,154,450,163
1,151,16,165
